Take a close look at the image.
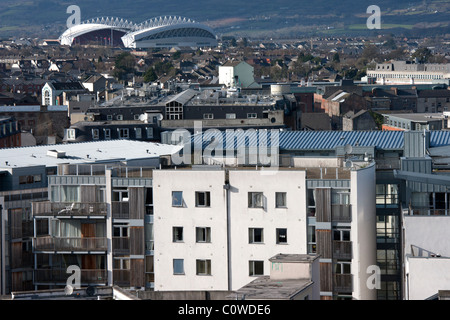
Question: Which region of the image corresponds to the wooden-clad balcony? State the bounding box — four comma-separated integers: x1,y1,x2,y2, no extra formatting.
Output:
32,202,107,217
112,237,130,255
112,201,129,219
33,236,107,252
333,241,352,260
331,204,352,222
334,274,353,293
113,269,130,287
34,269,107,284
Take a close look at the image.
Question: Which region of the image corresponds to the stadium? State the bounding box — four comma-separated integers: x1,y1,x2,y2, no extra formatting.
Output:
59,16,218,49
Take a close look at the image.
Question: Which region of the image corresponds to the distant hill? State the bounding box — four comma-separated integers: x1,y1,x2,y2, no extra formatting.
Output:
0,0,449,39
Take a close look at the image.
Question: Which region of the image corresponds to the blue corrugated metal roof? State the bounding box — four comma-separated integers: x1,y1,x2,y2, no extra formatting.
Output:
192,130,450,151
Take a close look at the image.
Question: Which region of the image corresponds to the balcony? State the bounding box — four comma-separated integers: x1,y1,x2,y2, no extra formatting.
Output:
332,204,352,222
34,269,107,284
112,201,129,219
33,236,107,252
32,202,107,217
334,274,353,293
112,237,129,255
408,208,450,216
333,241,352,260
113,269,130,287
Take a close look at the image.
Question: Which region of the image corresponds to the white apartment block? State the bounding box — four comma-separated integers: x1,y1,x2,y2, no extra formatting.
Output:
153,161,378,300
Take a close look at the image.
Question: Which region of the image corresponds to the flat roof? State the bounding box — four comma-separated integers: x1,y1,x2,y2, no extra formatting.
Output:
0,140,182,169
383,113,445,122
230,276,313,300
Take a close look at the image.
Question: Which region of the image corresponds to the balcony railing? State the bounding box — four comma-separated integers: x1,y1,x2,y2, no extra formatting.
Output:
32,202,107,217
332,204,352,222
34,269,107,284
112,237,129,255
334,274,353,293
113,269,130,286
112,201,130,219
33,236,107,252
333,241,352,260
409,208,450,216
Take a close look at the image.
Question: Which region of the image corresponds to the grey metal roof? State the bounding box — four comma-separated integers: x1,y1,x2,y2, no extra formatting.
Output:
192,130,450,151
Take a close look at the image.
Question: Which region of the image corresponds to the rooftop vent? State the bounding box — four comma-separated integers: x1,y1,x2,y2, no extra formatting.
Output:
47,150,66,158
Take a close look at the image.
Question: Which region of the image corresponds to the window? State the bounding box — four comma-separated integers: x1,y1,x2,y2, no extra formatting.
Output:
333,229,350,241
226,113,236,119
307,189,316,217
116,114,123,120
249,261,264,276
248,192,264,208
135,128,142,139
92,129,99,140
173,227,183,242
247,113,257,119
118,128,129,139
249,228,264,244
376,184,398,207
172,191,183,207
308,226,316,253
113,224,128,237
134,114,140,120
276,228,287,244
146,127,154,139
196,227,211,243
196,259,211,275
203,113,214,119
173,259,184,275
107,115,113,121
44,89,51,105
114,258,130,270
195,191,211,207
104,129,111,140
335,261,351,274
275,192,287,208
66,129,76,140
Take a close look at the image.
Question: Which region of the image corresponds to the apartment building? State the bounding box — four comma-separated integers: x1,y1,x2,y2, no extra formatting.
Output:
31,164,154,290
152,159,377,300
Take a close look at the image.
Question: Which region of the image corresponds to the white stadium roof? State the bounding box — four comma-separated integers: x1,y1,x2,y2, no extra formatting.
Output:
59,15,217,48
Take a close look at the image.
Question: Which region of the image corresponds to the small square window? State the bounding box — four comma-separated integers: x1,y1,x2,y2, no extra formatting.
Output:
247,113,257,119
249,228,264,244
172,226,183,242
196,259,211,275
249,261,264,276
172,191,183,207
248,192,264,208
203,113,214,120
276,228,287,244
196,227,211,243
226,113,236,119
275,192,287,208
173,259,184,275
195,191,210,207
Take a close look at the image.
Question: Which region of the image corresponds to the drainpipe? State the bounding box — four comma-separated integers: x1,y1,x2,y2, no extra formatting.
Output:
224,169,231,291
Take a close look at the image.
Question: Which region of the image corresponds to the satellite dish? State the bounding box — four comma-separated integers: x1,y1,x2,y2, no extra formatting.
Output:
86,286,96,297
138,114,146,121
344,144,353,154
345,160,353,168
64,285,74,295
156,114,163,121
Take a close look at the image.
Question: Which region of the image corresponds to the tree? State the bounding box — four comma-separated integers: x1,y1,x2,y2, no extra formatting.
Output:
411,47,432,63
332,52,340,63
113,52,136,80
143,67,157,83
